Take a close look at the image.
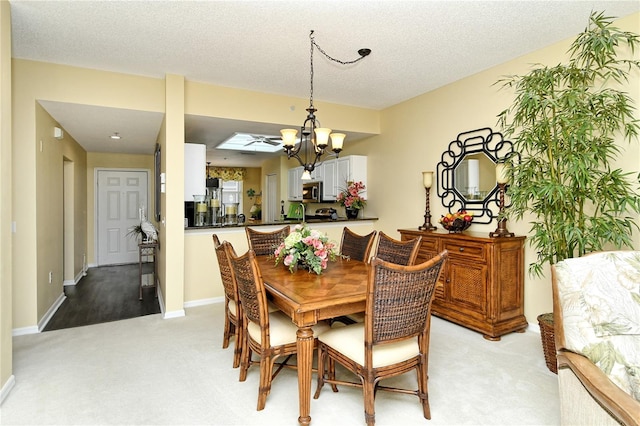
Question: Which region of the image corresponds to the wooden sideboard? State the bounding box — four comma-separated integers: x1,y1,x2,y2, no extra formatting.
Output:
398,229,527,340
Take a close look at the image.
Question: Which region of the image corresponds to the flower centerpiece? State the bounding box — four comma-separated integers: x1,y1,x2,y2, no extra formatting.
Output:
439,210,473,233
274,224,339,274
337,181,366,219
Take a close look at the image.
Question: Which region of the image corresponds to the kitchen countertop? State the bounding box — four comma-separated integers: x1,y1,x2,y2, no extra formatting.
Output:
184,216,378,231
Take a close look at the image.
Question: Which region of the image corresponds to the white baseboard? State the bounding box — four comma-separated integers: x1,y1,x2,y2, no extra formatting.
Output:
12,292,66,336
63,269,86,286
0,375,15,405
156,285,184,318
157,285,165,316
37,292,66,332
163,309,186,319
11,326,38,336
528,321,539,333
184,297,223,308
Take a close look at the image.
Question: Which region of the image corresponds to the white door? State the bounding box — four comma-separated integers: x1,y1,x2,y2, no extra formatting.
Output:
97,170,149,265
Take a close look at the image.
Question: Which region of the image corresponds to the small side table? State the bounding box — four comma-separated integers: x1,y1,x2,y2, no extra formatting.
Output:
138,241,158,300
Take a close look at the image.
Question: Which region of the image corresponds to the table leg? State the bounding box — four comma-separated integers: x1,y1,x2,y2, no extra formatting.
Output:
296,326,314,425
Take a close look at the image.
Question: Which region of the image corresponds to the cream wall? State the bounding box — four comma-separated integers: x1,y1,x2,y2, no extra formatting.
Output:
185,81,379,135
86,152,154,266
363,12,640,322
241,167,261,217
1,0,13,401
163,74,185,317
34,103,88,329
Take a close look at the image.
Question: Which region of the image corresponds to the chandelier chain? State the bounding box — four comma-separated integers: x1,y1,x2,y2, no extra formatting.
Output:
308,30,370,107
282,31,370,175
310,30,369,66
309,32,315,106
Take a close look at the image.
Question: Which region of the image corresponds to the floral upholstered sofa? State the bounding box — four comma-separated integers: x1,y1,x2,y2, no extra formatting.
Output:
552,251,640,425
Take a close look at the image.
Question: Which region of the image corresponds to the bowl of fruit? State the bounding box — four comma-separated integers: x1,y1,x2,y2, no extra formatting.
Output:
439,210,473,233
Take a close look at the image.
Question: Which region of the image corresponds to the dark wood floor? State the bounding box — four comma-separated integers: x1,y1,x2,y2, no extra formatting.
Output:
43,263,161,332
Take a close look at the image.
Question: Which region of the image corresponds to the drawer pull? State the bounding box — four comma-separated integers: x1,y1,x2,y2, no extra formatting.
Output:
459,247,465,252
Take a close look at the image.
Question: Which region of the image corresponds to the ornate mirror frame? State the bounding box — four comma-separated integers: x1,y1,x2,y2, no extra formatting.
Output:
436,128,515,224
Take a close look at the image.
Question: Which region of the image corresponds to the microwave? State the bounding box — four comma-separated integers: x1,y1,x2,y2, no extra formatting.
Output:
302,181,322,203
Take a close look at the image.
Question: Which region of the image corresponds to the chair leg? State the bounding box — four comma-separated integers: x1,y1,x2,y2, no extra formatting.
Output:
328,357,339,392
239,338,251,382
417,362,431,419
232,319,243,369
363,379,376,426
314,344,326,399
256,355,273,411
222,312,232,349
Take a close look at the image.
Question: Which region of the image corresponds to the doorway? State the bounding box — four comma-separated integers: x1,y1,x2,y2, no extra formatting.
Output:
63,158,75,285
265,173,278,222
96,169,149,265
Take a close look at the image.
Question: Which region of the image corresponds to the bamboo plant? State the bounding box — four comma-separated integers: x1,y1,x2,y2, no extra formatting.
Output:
497,11,640,278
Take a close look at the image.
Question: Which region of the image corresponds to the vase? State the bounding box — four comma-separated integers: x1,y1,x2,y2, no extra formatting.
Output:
345,208,359,219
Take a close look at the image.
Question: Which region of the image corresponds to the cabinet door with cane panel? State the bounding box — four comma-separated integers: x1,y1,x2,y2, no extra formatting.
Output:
399,229,527,341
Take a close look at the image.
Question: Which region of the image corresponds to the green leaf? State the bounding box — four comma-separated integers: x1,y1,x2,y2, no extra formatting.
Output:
496,11,640,275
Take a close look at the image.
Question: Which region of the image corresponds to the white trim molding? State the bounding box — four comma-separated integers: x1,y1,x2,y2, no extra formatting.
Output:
0,375,15,405
37,292,66,332
183,297,223,308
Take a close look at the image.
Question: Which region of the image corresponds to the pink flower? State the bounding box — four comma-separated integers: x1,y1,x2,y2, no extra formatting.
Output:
337,181,366,210
283,254,294,266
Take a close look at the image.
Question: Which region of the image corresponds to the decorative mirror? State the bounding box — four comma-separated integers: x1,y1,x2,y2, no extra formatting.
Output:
436,128,515,224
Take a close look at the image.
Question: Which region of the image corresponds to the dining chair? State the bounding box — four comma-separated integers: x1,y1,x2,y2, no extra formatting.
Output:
212,234,243,369
339,227,377,262
374,231,422,266
314,251,448,426
227,246,331,411
245,225,291,256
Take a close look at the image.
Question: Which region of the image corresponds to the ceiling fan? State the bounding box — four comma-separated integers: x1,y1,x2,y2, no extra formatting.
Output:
244,135,282,146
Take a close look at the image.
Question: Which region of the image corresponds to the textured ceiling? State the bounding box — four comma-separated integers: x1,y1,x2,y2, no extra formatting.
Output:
10,0,640,166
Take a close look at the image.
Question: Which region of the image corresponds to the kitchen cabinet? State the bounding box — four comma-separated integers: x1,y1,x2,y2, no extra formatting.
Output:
398,229,527,340
325,155,367,201
322,159,338,200
288,167,303,201
288,155,367,202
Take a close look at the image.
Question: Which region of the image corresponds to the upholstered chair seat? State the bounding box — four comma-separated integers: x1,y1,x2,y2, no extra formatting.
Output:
318,323,419,368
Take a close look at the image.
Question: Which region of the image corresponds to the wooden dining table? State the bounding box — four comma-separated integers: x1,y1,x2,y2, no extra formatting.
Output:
256,255,369,425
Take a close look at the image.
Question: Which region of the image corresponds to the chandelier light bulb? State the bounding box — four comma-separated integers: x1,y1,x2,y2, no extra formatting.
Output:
314,128,331,148
280,129,298,147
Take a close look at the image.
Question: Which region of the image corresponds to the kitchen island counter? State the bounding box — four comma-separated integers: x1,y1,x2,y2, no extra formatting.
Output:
184,216,378,231
183,218,377,305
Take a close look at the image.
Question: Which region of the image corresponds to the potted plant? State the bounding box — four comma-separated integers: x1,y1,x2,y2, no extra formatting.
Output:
496,12,640,372
337,181,367,219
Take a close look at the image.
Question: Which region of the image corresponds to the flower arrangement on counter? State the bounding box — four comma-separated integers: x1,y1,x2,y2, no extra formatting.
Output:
439,210,473,233
337,181,367,210
274,224,338,274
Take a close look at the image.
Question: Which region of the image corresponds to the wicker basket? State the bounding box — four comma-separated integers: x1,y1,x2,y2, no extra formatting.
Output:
537,313,557,374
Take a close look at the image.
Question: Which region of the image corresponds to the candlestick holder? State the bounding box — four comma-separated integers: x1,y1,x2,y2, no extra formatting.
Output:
489,182,514,238
419,186,437,231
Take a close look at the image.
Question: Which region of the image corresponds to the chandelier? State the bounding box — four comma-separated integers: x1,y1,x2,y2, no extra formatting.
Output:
281,30,371,180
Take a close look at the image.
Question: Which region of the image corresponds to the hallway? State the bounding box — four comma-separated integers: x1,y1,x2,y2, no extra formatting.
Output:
43,264,161,331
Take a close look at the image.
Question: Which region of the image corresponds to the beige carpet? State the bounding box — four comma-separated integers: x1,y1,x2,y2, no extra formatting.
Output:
1,304,559,425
